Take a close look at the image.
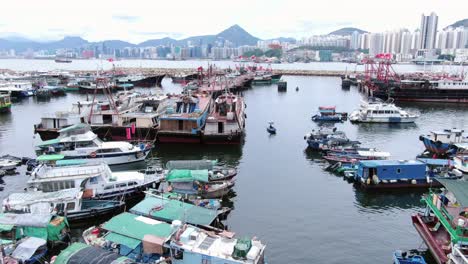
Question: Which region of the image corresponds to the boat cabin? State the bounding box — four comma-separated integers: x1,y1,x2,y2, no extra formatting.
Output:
426,129,466,144
0,213,69,245
356,160,430,186
159,95,211,134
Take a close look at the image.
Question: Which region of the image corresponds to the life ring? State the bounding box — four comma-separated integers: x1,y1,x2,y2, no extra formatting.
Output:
90,152,97,158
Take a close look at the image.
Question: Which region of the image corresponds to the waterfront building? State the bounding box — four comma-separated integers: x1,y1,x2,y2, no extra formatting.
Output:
419,12,438,49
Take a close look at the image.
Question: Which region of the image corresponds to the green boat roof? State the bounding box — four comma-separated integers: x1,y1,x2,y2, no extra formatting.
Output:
36,138,60,147
58,123,88,133
36,154,65,161
437,178,468,207
52,243,89,264
129,195,217,226
103,213,174,246
105,232,141,249
0,224,13,231
165,169,209,182
56,159,88,166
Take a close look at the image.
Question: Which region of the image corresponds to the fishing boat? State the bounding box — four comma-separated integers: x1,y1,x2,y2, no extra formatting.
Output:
35,124,151,166
0,92,11,113
453,155,468,174
166,160,237,182
203,92,246,144
115,74,166,88
251,72,272,85
0,81,35,98
349,98,419,123
55,57,72,63
129,191,226,229
323,150,391,164
83,212,266,264
166,170,234,199
311,106,347,122
373,76,468,103
50,242,134,264
304,127,359,151
267,122,276,134
412,178,468,264
35,85,66,98
3,237,48,264
393,250,427,264
355,160,440,189
3,188,124,222
419,129,467,156
27,162,165,200
157,93,212,143
0,213,70,251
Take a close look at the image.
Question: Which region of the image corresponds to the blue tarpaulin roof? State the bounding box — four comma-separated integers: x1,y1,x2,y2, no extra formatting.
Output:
417,158,451,166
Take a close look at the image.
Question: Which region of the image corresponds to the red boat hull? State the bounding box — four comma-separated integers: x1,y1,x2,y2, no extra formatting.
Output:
412,214,450,264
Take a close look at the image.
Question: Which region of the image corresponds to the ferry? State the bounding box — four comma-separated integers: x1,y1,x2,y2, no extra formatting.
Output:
203,92,246,144
27,162,165,200
349,98,419,123
419,129,467,156
158,93,212,143
412,178,468,264
35,124,151,166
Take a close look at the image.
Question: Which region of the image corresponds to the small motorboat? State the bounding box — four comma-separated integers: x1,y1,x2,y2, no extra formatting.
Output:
393,250,427,264
0,157,21,171
267,122,276,134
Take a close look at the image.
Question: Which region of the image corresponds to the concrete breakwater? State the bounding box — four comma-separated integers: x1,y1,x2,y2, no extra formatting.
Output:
1,67,360,77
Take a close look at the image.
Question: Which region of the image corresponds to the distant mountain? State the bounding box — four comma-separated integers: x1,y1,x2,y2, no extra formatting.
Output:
139,37,179,47
0,24,285,52
446,18,468,29
216,24,259,46
99,40,134,49
139,25,259,47
328,27,367,36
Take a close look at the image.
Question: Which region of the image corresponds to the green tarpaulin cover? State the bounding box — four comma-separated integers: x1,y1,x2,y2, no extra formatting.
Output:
130,195,217,226
103,213,174,245
436,178,468,207
36,138,60,147
165,169,209,183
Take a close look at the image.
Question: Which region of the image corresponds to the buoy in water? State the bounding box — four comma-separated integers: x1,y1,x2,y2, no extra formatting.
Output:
296,86,299,91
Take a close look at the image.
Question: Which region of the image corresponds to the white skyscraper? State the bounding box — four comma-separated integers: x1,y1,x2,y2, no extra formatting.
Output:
419,12,438,49
369,33,384,56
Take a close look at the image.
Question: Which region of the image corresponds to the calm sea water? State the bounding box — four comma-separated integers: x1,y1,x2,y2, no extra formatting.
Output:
0,62,467,263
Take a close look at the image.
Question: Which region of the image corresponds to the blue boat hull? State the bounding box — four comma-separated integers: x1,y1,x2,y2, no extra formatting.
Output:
419,136,452,155
312,115,342,122
393,251,427,264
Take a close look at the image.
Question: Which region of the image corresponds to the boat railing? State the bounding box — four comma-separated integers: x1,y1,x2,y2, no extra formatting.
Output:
450,245,468,264
47,168,102,178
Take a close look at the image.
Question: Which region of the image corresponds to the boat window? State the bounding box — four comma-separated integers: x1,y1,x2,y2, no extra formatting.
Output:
75,141,97,148
367,110,371,114
104,185,115,190
116,183,127,188
66,202,75,211
378,110,384,114
89,177,99,184
128,182,137,186
55,203,65,212
96,148,121,153
372,110,378,114
396,168,401,174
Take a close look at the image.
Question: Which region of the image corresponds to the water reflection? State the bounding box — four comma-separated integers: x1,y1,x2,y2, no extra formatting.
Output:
354,188,426,211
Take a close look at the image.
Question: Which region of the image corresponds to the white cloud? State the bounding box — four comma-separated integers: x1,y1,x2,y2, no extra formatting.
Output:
0,0,466,43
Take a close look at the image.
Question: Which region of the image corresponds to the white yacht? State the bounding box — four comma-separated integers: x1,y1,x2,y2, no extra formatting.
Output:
349,98,419,123
36,124,151,165
27,162,165,200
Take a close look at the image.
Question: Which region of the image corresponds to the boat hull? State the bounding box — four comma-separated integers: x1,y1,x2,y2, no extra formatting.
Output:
158,132,202,144
373,89,468,104
58,149,150,166
350,116,417,123
357,181,441,189
0,104,11,113
66,203,124,222
117,75,165,88
419,136,452,155
412,214,449,264
202,133,243,144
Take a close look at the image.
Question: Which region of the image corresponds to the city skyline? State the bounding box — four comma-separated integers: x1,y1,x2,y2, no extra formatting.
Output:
0,0,467,43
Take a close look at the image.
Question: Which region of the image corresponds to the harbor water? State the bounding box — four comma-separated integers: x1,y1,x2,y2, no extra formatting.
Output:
0,60,468,263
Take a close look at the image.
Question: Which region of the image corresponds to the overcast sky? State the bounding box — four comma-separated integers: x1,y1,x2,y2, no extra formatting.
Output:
0,0,467,43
